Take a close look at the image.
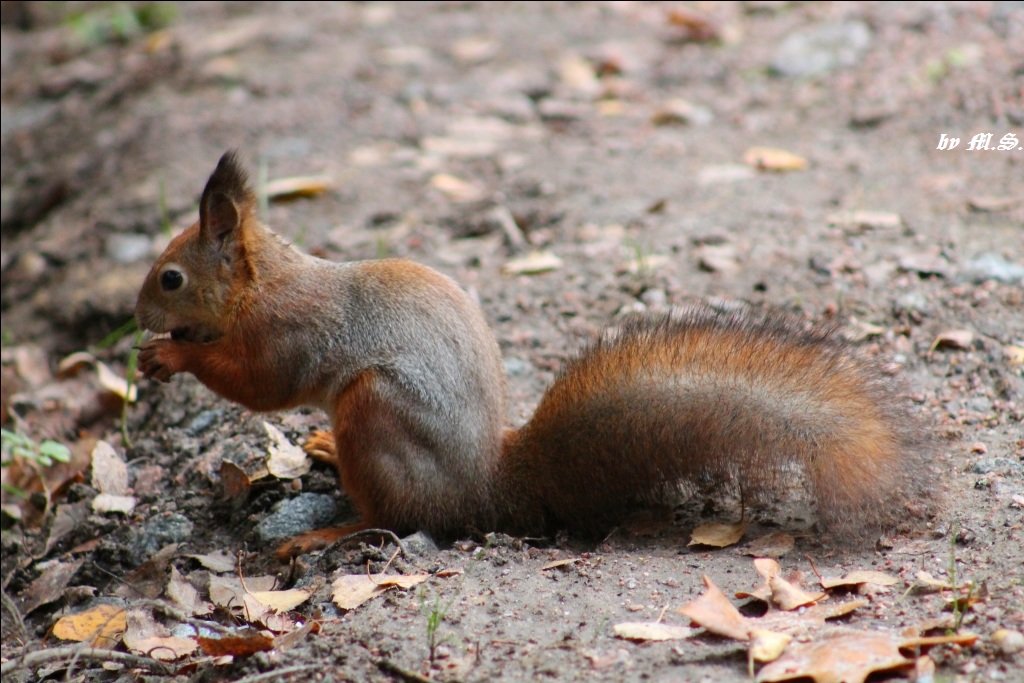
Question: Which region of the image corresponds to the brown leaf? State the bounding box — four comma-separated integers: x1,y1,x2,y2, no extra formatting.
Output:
688,520,747,548
613,621,694,641
930,329,974,351
114,544,178,599
742,532,795,559
123,607,197,660
820,570,900,590
219,460,252,502
826,211,902,233
541,558,579,571
263,421,310,480
167,566,212,616
502,251,563,276
52,603,126,648
1005,345,1024,366
188,550,237,574
208,574,277,610
96,361,137,402
197,629,274,657
263,175,333,201
666,7,720,42
743,147,808,172
331,573,429,610
430,173,486,203
755,631,912,683
677,575,752,641
248,588,311,613
18,558,84,615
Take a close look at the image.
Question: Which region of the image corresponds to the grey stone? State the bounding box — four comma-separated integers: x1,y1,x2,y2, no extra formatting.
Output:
772,21,873,77
256,493,338,542
961,253,1024,284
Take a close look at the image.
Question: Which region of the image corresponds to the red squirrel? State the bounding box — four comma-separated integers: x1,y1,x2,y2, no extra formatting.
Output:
136,152,934,556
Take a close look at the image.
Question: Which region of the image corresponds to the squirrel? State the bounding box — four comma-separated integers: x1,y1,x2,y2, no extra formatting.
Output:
135,151,934,557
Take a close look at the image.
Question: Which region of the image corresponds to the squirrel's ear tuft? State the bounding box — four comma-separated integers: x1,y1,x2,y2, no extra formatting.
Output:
204,150,252,205
199,151,253,247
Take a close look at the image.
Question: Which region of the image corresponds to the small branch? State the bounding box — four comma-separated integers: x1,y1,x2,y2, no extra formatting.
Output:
0,645,171,677
1,588,28,644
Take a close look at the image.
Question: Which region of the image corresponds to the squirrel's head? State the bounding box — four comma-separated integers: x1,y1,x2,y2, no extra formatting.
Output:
135,151,257,343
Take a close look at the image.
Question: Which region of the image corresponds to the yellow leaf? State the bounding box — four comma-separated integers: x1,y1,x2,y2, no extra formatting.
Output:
248,588,311,613
750,628,792,663
331,574,429,610
52,604,126,648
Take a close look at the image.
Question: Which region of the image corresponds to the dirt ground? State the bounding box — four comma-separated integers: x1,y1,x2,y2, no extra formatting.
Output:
2,2,1022,682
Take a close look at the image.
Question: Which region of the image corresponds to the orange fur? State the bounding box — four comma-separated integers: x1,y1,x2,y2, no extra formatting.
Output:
136,152,935,555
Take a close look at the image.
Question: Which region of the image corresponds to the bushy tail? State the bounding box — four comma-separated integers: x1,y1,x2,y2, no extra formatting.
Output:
495,304,935,538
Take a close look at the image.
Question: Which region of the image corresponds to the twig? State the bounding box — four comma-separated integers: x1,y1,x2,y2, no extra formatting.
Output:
377,659,433,683
233,664,322,683
0,645,170,677
0,588,28,644
344,528,410,558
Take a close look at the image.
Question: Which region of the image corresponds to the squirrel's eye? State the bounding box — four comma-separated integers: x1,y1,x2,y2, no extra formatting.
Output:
160,268,185,292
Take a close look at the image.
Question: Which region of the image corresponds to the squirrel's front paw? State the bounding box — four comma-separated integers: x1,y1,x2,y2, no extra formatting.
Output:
138,339,183,382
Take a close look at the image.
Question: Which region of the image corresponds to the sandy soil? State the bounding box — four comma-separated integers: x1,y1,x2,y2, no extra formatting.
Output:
2,2,1022,681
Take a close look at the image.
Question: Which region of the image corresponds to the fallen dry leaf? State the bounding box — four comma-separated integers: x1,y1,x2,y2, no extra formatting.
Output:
931,329,974,351
743,147,808,172
613,621,694,642
695,243,740,274
502,251,563,276
56,350,97,378
219,460,252,502
264,422,311,480
756,631,912,683
826,211,902,233
96,361,137,402
264,175,333,201
910,570,954,593
748,559,825,610
541,558,579,571
430,173,485,203
90,440,136,514
677,575,752,641
248,588,311,613
750,628,793,663
188,550,236,574
209,574,277,610
18,559,85,615
688,520,747,548
52,603,126,648
331,573,429,610
123,607,197,661
820,570,900,590
167,566,212,616
558,53,600,95
742,532,795,559
755,600,869,636
665,6,720,42
197,629,274,657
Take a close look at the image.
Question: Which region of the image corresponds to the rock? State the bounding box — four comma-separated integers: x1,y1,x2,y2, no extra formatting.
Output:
771,21,872,77
256,493,338,542
969,458,1022,476
401,531,439,556
129,513,194,564
186,409,222,436
993,628,1024,656
961,253,1024,284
